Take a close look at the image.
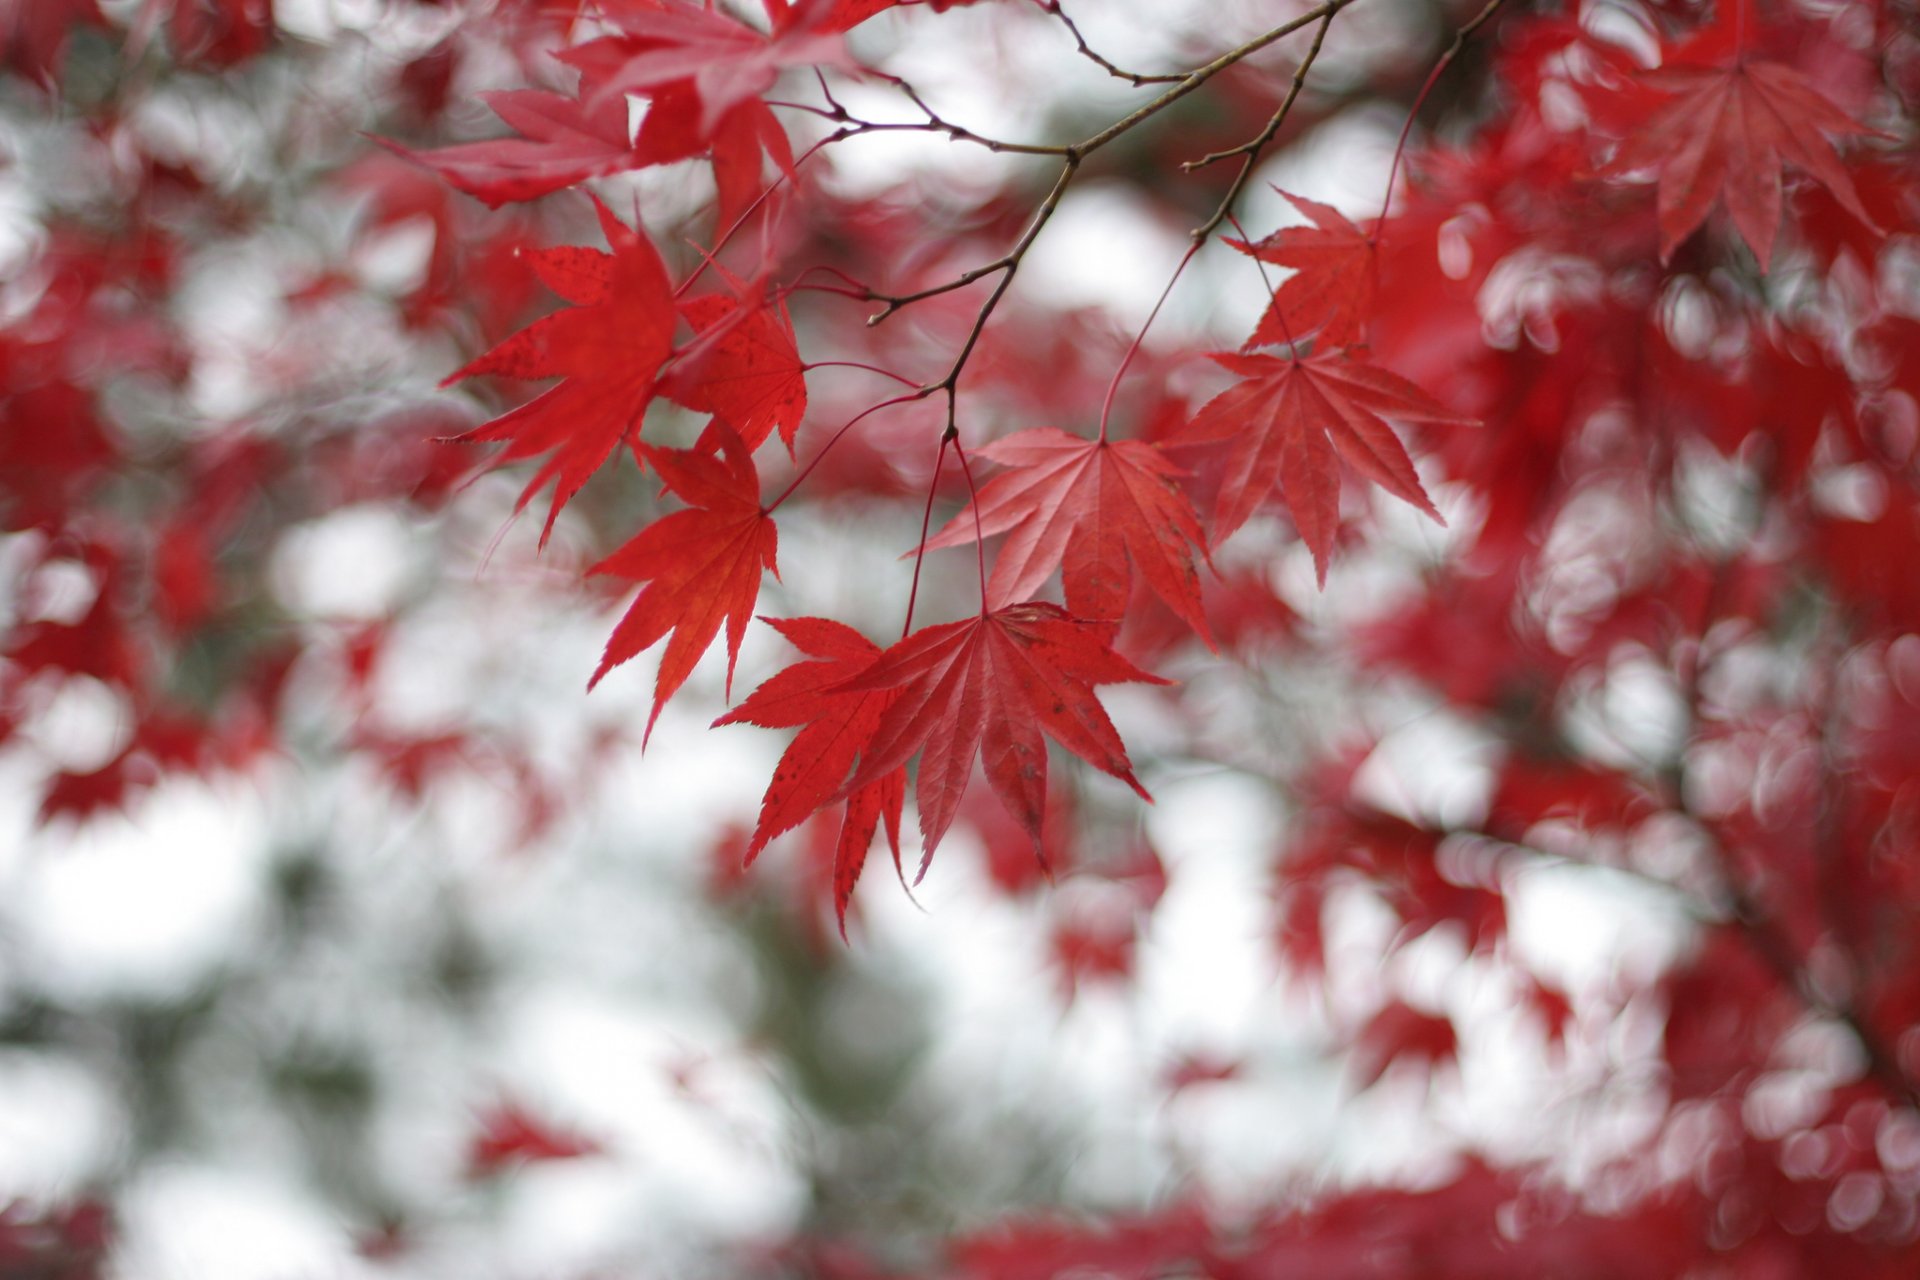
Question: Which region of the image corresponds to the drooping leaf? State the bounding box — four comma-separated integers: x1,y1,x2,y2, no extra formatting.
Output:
1230,189,1376,350
834,602,1167,861
1176,352,1474,583
922,430,1212,644
716,616,904,936
1609,55,1883,270
442,197,675,544
589,428,778,743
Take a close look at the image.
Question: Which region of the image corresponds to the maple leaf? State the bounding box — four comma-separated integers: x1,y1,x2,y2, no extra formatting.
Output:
922,429,1213,644
589,428,778,742
667,291,808,453
552,50,799,229
1609,55,1883,270
639,84,797,229
715,616,905,937
1230,190,1376,350
835,602,1167,860
381,88,638,209
1176,352,1473,584
442,197,674,544
578,0,851,136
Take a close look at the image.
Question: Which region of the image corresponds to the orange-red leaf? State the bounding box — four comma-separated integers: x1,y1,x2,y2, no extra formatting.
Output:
716,616,904,937
1230,189,1376,350
835,603,1167,860
923,430,1212,644
589,429,777,742
442,197,674,544
1176,352,1473,584
1609,57,1882,270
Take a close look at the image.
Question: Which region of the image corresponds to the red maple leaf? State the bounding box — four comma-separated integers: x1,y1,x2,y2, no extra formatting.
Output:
1176,352,1473,583
1609,55,1882,270
382,88,638,209
715,616,905,937
1230,189,1376,350
922,430,1212,643
551,53,798,230
588,428,778,742
667,291,808,453
835,602,1167,860
442,197,675,543
574,0,850,137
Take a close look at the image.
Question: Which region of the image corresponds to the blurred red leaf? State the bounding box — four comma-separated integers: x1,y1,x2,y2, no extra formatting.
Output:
468,1101,603,1176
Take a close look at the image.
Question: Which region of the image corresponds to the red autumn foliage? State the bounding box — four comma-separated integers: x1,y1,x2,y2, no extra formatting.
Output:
6,0,1920,1272
467,1100,605,1176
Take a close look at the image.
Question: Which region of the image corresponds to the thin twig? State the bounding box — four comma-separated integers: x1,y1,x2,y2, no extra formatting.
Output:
1189,7,1337,243
781,68,1075,156
1038,0,1189,85
1378,0,1509,225
1073,0,1358,155
856,0,1360,411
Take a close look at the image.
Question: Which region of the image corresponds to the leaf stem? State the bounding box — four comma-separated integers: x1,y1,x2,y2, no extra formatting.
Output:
901,432,953,637
673,136,829,300
1097,242,1197,443
1229,211,1300,357
803,360,922,387
764,390,930,516
1376,0,1509,230
951,435,991,614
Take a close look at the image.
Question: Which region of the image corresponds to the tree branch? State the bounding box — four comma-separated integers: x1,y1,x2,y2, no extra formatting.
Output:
1038,0,1189,86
